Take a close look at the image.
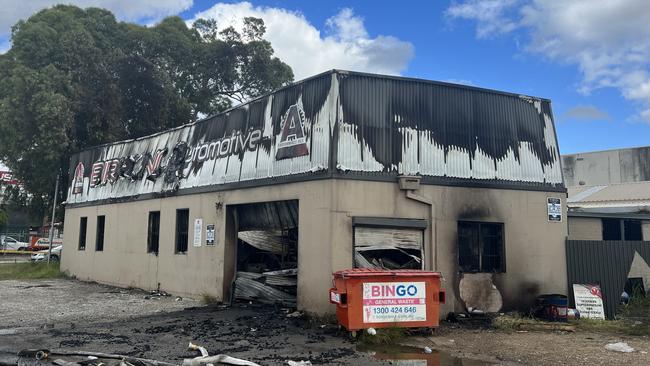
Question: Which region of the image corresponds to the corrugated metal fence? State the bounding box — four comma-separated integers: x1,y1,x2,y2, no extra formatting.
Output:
566,240,650,319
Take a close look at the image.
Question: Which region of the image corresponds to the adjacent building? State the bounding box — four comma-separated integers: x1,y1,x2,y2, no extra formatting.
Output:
564,147,650,298
564,146,650,241
61,70,567,315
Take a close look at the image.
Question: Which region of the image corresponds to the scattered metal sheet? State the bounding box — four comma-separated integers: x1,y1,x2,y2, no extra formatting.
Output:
262,269,298,276
235,272,263,280
265,276,297,287
237,231,292,255
355,252,379,269
234,276,296,306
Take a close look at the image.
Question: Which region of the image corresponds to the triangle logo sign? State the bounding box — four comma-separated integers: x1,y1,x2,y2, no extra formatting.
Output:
276,104,309,160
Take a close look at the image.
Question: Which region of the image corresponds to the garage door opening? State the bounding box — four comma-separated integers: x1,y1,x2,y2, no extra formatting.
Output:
353,217,426,270
230,200,299,307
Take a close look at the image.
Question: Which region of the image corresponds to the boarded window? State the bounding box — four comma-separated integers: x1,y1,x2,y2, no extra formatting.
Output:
175,209,189,254
78,217,87,250
458,221,504,273
147,211,160,254
354,226,423,269
95,215,105,251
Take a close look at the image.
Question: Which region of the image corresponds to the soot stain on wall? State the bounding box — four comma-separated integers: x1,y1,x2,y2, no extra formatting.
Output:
338,74,558,172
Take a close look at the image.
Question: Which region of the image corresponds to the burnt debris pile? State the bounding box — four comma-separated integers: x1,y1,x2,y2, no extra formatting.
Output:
234,229,298,307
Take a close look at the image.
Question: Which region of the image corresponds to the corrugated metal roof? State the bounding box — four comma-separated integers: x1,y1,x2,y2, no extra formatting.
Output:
337,73,563,185
568,181,650,208
66,70,564,205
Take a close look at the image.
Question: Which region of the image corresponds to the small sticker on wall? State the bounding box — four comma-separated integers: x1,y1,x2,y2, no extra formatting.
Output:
206,224,215,246
547,197,562,222
193,218,203,247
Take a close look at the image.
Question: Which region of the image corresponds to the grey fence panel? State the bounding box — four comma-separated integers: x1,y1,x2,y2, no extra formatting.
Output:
566,240,650,319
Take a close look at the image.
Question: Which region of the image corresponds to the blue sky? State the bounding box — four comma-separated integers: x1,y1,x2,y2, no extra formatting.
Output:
1,0,649,154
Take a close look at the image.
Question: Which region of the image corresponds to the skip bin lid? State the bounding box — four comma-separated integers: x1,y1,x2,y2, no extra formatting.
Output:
333,268,441,278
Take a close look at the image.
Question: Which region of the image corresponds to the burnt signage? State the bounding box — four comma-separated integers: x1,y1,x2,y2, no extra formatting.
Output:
73,128,267,195
276,104,309,160
186,129,262,165
72,162,84,194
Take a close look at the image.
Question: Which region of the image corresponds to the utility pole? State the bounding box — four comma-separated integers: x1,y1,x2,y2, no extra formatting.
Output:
47,172,59,264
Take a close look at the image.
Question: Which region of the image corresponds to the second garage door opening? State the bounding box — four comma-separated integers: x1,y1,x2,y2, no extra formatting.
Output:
232,200,299,307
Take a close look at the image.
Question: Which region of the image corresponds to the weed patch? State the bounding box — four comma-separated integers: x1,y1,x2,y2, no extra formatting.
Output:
0,262,63,280
200,293,219,305
356,327,406,345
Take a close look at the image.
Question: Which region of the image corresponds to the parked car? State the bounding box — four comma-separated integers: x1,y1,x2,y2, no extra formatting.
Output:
0,235,29,251
31,245,63,262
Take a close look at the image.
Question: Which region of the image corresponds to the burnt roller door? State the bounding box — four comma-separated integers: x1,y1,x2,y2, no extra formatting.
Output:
352,217,427,270
232,200,299,307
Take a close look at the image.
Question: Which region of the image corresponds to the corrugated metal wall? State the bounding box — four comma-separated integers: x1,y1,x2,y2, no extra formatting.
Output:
337,73,563,186
67,70,564,206
566,240,650,319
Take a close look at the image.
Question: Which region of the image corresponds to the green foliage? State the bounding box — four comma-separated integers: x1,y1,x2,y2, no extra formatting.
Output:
356,327,407,345
494,313,650,336
492,314,540,331
0,5,293,218
620,290,650,318
0,207,8,229
0,262,64,280
576,318,650,336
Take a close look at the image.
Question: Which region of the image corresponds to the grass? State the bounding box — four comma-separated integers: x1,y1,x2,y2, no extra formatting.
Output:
493,313,650,336
0,262,64,280
620,291,650,318
356,326,407,345
575,318,650,336
492,314,534,331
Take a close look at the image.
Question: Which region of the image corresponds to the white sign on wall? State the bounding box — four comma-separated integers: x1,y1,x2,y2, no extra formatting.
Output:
362,282,427,323
206,224,215,246
547,197,562,222
193,218,203,247
573,284,605,319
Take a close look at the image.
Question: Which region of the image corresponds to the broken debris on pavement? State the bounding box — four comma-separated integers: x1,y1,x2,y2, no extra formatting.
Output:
5,341,318,366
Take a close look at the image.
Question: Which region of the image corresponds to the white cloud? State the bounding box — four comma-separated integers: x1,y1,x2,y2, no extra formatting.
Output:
0,0,193,37
191,2,414,80
563,105,610,121
445,0,520,38
446,0,650,122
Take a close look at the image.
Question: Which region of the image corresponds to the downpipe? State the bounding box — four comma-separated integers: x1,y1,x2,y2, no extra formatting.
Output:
404,189,437,271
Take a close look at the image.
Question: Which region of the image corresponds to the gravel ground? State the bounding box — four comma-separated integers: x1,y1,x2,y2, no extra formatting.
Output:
0,279,398,365
3,279,649,365
406,325,650,366
0,278,197,329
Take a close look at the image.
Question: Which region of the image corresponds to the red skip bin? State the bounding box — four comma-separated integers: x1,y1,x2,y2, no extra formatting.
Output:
329,268,445,331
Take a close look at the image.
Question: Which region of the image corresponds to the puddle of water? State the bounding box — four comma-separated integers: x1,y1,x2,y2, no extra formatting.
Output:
359,345,494,366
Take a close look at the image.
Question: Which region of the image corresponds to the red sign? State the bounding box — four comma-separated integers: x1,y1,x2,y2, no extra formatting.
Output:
0,171,19,185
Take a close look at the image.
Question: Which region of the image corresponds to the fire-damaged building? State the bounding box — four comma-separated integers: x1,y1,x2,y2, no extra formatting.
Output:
61,70,567,315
